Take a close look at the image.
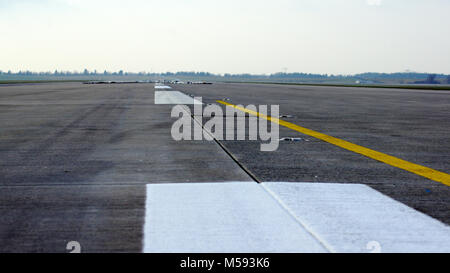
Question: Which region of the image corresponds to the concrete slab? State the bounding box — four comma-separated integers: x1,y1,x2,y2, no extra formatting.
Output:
154,85,172,89
143,182,327,253
263,182,450,253
154,91,202,105
0,83,251,185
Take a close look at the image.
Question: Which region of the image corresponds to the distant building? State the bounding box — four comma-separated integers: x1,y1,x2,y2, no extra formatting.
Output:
355,79,375,84
414,74,440,84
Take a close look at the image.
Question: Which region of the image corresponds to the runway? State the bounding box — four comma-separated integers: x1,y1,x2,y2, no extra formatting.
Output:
176,83,450,224
0,82,449,252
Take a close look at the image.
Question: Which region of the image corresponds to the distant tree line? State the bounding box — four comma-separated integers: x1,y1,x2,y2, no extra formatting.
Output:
1,69,449,84
0,70,216,77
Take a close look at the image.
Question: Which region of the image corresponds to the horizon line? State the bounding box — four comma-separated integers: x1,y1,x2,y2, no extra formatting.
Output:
1,70,449,77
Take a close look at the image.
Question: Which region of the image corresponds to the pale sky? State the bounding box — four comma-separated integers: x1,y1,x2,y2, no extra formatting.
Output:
1,0,449,74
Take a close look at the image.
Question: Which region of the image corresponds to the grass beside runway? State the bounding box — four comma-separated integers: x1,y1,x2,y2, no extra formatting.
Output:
0,80,89,85
224,81,450,91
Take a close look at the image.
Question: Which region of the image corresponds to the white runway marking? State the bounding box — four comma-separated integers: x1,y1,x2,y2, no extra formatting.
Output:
263,182,450,253
143,181,450,253
154,91,203,105
155,85,172,89
143,182,327,253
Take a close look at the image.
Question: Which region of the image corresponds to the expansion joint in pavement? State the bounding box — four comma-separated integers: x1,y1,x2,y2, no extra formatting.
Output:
186,108,261,183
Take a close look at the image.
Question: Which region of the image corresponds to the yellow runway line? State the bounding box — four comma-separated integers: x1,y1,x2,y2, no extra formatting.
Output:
217,100,450,187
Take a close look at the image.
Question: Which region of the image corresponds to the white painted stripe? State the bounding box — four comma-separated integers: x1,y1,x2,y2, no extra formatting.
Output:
154,91,202,105
143,182,327,253
263,182,450,253
155,85,172,89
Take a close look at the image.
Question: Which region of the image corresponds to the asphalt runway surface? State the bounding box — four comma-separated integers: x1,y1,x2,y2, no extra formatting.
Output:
0,82,449,252
177,83,450,223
